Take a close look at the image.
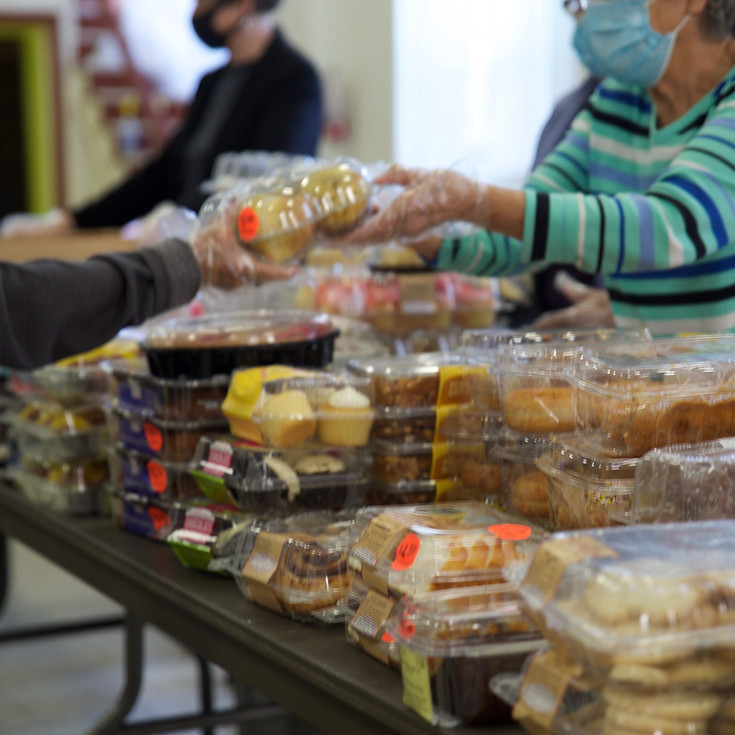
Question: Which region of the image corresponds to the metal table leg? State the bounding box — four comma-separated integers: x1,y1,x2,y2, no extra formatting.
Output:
0,533,9,618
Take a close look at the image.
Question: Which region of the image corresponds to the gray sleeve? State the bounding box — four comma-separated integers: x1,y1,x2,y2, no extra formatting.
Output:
0,237,201,369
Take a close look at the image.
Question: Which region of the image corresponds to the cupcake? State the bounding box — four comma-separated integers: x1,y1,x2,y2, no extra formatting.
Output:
253,390,317,447
318,385,373,446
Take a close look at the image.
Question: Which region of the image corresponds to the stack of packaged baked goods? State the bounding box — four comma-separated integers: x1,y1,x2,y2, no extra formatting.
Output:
3,341,139,515
498,520,735,735
346,352,501,506
344,501,547,726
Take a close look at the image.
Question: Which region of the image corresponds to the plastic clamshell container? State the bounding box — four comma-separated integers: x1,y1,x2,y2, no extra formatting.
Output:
234,509,356,623
370,440,458,483
206,150,314,192
570,334,735,456
143,310,339,379
107,444,203,502
495,328,651,435
108,405,228,463
445,437,502,501
348,502,547,597
537,436,637,530
299,158,372,234
631,437,735,524
9,456,108,515
240,371,375,449
190,436,367,514
104,359,229,421
514,520,735,690
386,584,544,727
16,363,111,405
233,178,319,263
107,487,173,541
167,501,252,573
365,478,443,506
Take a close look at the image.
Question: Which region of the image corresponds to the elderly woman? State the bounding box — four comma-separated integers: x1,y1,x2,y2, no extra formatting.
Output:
350,0,735,335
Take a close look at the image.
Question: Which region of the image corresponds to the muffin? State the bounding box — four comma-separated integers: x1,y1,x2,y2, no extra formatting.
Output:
318,386,373,446
253,389,317,447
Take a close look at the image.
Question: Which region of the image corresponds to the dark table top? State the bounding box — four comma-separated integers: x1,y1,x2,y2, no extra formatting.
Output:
0,485,524,735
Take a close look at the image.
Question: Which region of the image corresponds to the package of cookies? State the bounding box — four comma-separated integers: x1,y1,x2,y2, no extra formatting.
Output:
370,440,461,483
143,310,339,379
228,509,356,623
107,487,173,541
167,500,252,573
514,520,735,689
444,435,502,500
537,436,637,530
631,438,735,524
570,334,735,456
386,583,543,727
104,359,229,421
107,444,203,502
348,502,547,597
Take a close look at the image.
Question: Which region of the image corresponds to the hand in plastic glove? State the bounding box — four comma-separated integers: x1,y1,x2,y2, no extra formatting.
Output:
532,271,615,329
0,208,75,238
189,193,298,290
347,164,490,243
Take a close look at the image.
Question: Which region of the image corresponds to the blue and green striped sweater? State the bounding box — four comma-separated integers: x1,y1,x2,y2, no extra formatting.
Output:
437,68,735,334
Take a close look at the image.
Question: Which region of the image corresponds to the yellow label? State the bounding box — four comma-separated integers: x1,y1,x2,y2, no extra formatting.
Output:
241,531,293,615
351,588,396,638
352,515,408,568
400,646,435,723
430,443,453,480
433,479,453,502
437,364,487,406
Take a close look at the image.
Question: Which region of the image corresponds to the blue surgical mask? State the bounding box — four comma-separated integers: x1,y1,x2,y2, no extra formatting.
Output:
573,0,690,87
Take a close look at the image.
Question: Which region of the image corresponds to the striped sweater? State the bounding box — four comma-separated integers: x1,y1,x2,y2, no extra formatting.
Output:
436,68,735,334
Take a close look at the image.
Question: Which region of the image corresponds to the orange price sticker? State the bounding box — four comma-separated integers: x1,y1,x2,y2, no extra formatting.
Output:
148,506,168,533
391,532,421,571
237,207,260,242
488,523,532,541
143,422,163,452
147,460,168,494
381,632,395,644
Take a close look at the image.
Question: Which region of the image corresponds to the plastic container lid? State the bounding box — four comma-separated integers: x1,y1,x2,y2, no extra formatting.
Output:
490,428,571,463
348,502,547,596
538,437,639,486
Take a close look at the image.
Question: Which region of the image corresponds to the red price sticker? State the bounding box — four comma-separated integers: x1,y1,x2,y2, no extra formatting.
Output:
392,532,421,571
237,207,260,242
381,632,395,644
148,506,168,533
143,422,163,452
147,460,168,494
488,523,532,541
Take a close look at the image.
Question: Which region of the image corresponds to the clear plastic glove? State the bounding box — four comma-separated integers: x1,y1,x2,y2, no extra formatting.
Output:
189,189,299,290
346,164,489,243
532,271,615,329
0,208,74,238
120,202,198,247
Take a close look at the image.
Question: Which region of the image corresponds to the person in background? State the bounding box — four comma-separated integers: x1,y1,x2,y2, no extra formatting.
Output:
0,0,323,236
350,0,735,336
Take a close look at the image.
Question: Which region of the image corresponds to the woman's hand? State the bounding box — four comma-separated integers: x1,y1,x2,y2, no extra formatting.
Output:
347,164,490,243
532,272,615,329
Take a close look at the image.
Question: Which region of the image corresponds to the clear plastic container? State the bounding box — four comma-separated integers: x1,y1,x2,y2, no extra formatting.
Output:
446,437,502,500
299,158,372,234
385,584,543,727
143,310,339,379
514,520,735,690
348,502,547,597
107,444,203,502
365,478,443,506
631,438,735,524
452,275,501,330
107,487,173,541
231,370,375,449
570,334,735,456
104,359,229,421
232,509,356,623
370,440,458,483
537,437,637,530
108,405,228,463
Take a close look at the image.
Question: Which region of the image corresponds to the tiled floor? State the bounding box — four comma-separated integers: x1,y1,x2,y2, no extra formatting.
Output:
0,539,314,735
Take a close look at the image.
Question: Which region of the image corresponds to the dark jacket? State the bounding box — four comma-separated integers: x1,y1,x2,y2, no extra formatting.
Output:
73,29,323,228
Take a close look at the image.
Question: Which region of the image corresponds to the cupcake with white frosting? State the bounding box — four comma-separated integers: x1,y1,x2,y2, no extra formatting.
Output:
318,385,373,446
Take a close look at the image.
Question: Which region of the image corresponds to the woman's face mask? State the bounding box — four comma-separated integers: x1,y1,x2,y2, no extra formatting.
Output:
572,0,690,88
193,0,239,48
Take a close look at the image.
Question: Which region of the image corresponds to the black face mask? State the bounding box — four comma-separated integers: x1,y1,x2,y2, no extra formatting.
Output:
192,0,237,48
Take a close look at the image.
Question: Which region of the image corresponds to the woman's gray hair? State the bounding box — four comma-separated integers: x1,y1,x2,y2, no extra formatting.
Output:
703,0,735,39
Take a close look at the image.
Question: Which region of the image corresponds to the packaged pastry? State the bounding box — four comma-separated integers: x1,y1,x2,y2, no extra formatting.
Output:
348,352,496,410
345,580,401,668
107,405,228,463
385,584,543,727
189,436,367,514
230,509,356,623
167,500,253,573
444,435,502,499
299,158,372,234
514,520,735,689
348,502,547,597
143,310,339,379
370,440,458,483
104,359,229,421
9,455,108,515
452,275,500,330
107,487,173,541
570,334,735,456
365,478,443,506
537,437,637,530
631,438,735,524
107,444,203,502
224,368,374,448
